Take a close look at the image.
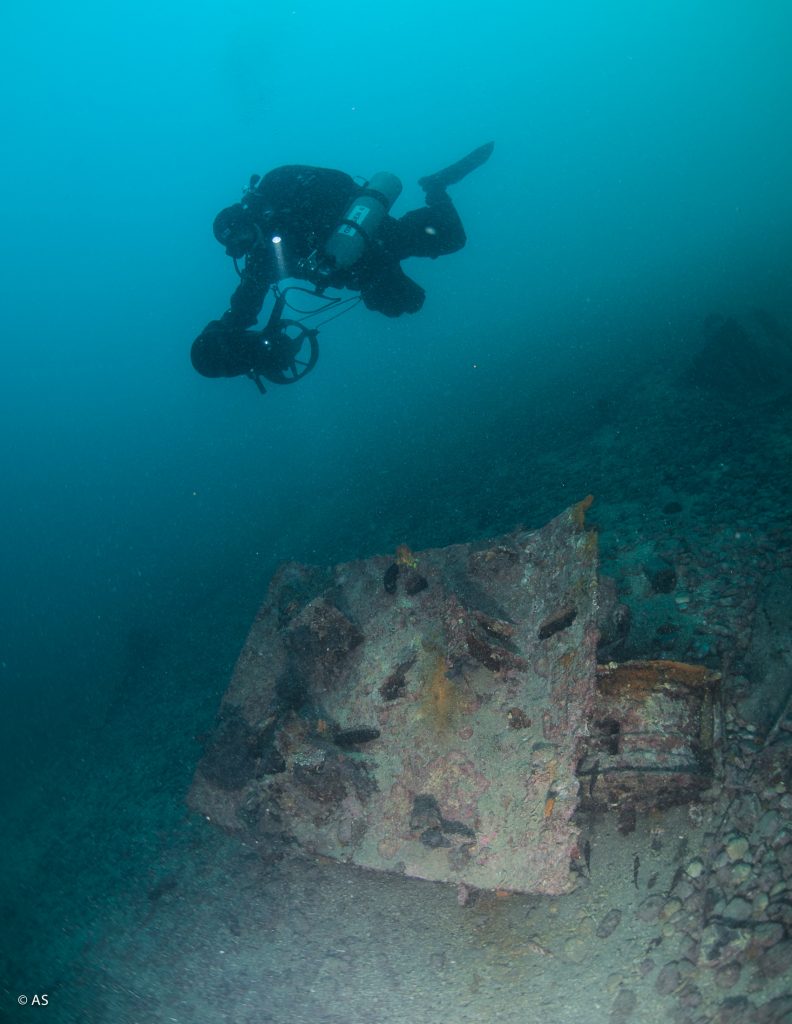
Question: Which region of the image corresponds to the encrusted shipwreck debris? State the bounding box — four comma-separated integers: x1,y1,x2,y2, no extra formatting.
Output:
577,660,720,812
189,499,717,895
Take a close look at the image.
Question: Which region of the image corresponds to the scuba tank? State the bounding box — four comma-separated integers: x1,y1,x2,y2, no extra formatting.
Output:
323,171,402,269
305,172,403,281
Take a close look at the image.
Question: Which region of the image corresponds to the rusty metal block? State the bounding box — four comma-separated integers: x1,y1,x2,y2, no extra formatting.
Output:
577,660,720,812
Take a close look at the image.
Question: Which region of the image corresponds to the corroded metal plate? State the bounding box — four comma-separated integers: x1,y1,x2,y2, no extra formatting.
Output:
189,500,599,894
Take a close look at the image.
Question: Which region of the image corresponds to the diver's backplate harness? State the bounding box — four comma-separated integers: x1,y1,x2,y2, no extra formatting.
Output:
233,171,402,393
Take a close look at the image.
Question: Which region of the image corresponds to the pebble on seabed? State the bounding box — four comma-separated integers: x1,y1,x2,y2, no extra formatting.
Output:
724,835,750,862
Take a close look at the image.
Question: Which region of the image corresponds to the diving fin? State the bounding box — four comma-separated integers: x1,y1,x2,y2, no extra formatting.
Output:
418,141,495,194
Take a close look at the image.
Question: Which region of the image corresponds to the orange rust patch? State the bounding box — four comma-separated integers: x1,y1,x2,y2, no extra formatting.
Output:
596,659,720,698
395,544,418,568
420,653,459,733
572,494,594,529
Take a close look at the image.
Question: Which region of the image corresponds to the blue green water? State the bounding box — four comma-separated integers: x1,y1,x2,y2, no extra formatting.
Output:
2,3,792,1021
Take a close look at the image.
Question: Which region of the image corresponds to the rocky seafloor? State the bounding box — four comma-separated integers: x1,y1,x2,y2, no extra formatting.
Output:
3,308,792,1023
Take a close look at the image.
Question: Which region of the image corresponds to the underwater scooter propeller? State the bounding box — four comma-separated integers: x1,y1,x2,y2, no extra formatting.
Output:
243,284,358,395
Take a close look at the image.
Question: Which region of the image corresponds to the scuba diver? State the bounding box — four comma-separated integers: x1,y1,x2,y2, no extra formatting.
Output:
190,142,494,392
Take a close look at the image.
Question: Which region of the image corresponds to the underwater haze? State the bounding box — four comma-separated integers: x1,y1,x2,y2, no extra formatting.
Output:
2,1,792,1021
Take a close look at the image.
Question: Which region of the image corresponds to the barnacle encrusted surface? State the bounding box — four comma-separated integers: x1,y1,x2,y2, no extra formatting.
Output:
189,499,598,894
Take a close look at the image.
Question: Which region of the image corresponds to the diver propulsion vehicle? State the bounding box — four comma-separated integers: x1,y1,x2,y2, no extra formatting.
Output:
241,285,323,395
243,172,403,395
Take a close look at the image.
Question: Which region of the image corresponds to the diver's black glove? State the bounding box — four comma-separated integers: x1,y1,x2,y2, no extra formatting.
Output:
218,309,253,330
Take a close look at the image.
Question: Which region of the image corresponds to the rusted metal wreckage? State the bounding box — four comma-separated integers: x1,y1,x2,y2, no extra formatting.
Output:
189,499,719,895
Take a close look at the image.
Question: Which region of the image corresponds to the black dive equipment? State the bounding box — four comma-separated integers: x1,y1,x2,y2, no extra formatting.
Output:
302,171,402,283
243,285,359,395
418,141,495,193
234,171,401,394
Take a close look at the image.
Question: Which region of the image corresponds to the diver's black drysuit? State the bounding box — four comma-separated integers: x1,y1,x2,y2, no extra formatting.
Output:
191,165,467,379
